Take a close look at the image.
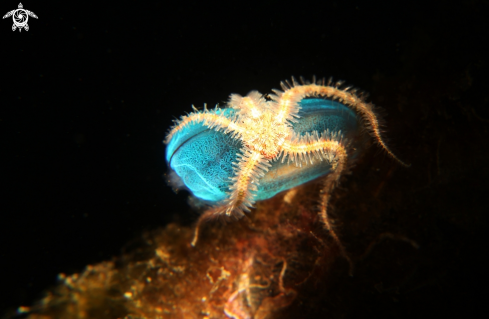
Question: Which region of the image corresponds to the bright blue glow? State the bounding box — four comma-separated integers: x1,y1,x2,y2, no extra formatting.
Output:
166,98,361,203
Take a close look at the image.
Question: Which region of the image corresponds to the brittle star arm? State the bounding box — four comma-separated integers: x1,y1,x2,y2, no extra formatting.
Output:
281,132,353,274
191,147,271,246
317,144,354,275
165,109,245,144
275,78,409,167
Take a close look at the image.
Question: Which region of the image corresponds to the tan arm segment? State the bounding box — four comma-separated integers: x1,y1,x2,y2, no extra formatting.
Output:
280,131,343,166
275,80,409,167
165,109,244,144
282,130,353,273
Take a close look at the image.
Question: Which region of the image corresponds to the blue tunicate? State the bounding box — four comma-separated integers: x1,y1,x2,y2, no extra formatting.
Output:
166,98,362,204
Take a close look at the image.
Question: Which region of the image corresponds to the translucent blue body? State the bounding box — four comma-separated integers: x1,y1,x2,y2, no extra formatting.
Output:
166,98,361,204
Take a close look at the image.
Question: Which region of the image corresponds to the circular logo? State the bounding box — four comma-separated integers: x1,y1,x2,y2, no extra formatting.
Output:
13,9,28,27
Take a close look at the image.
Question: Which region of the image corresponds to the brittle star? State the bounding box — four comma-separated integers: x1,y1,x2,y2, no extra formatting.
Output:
165,76,408,268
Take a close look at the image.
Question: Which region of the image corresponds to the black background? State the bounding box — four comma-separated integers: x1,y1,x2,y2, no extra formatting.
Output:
1,0,488,318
